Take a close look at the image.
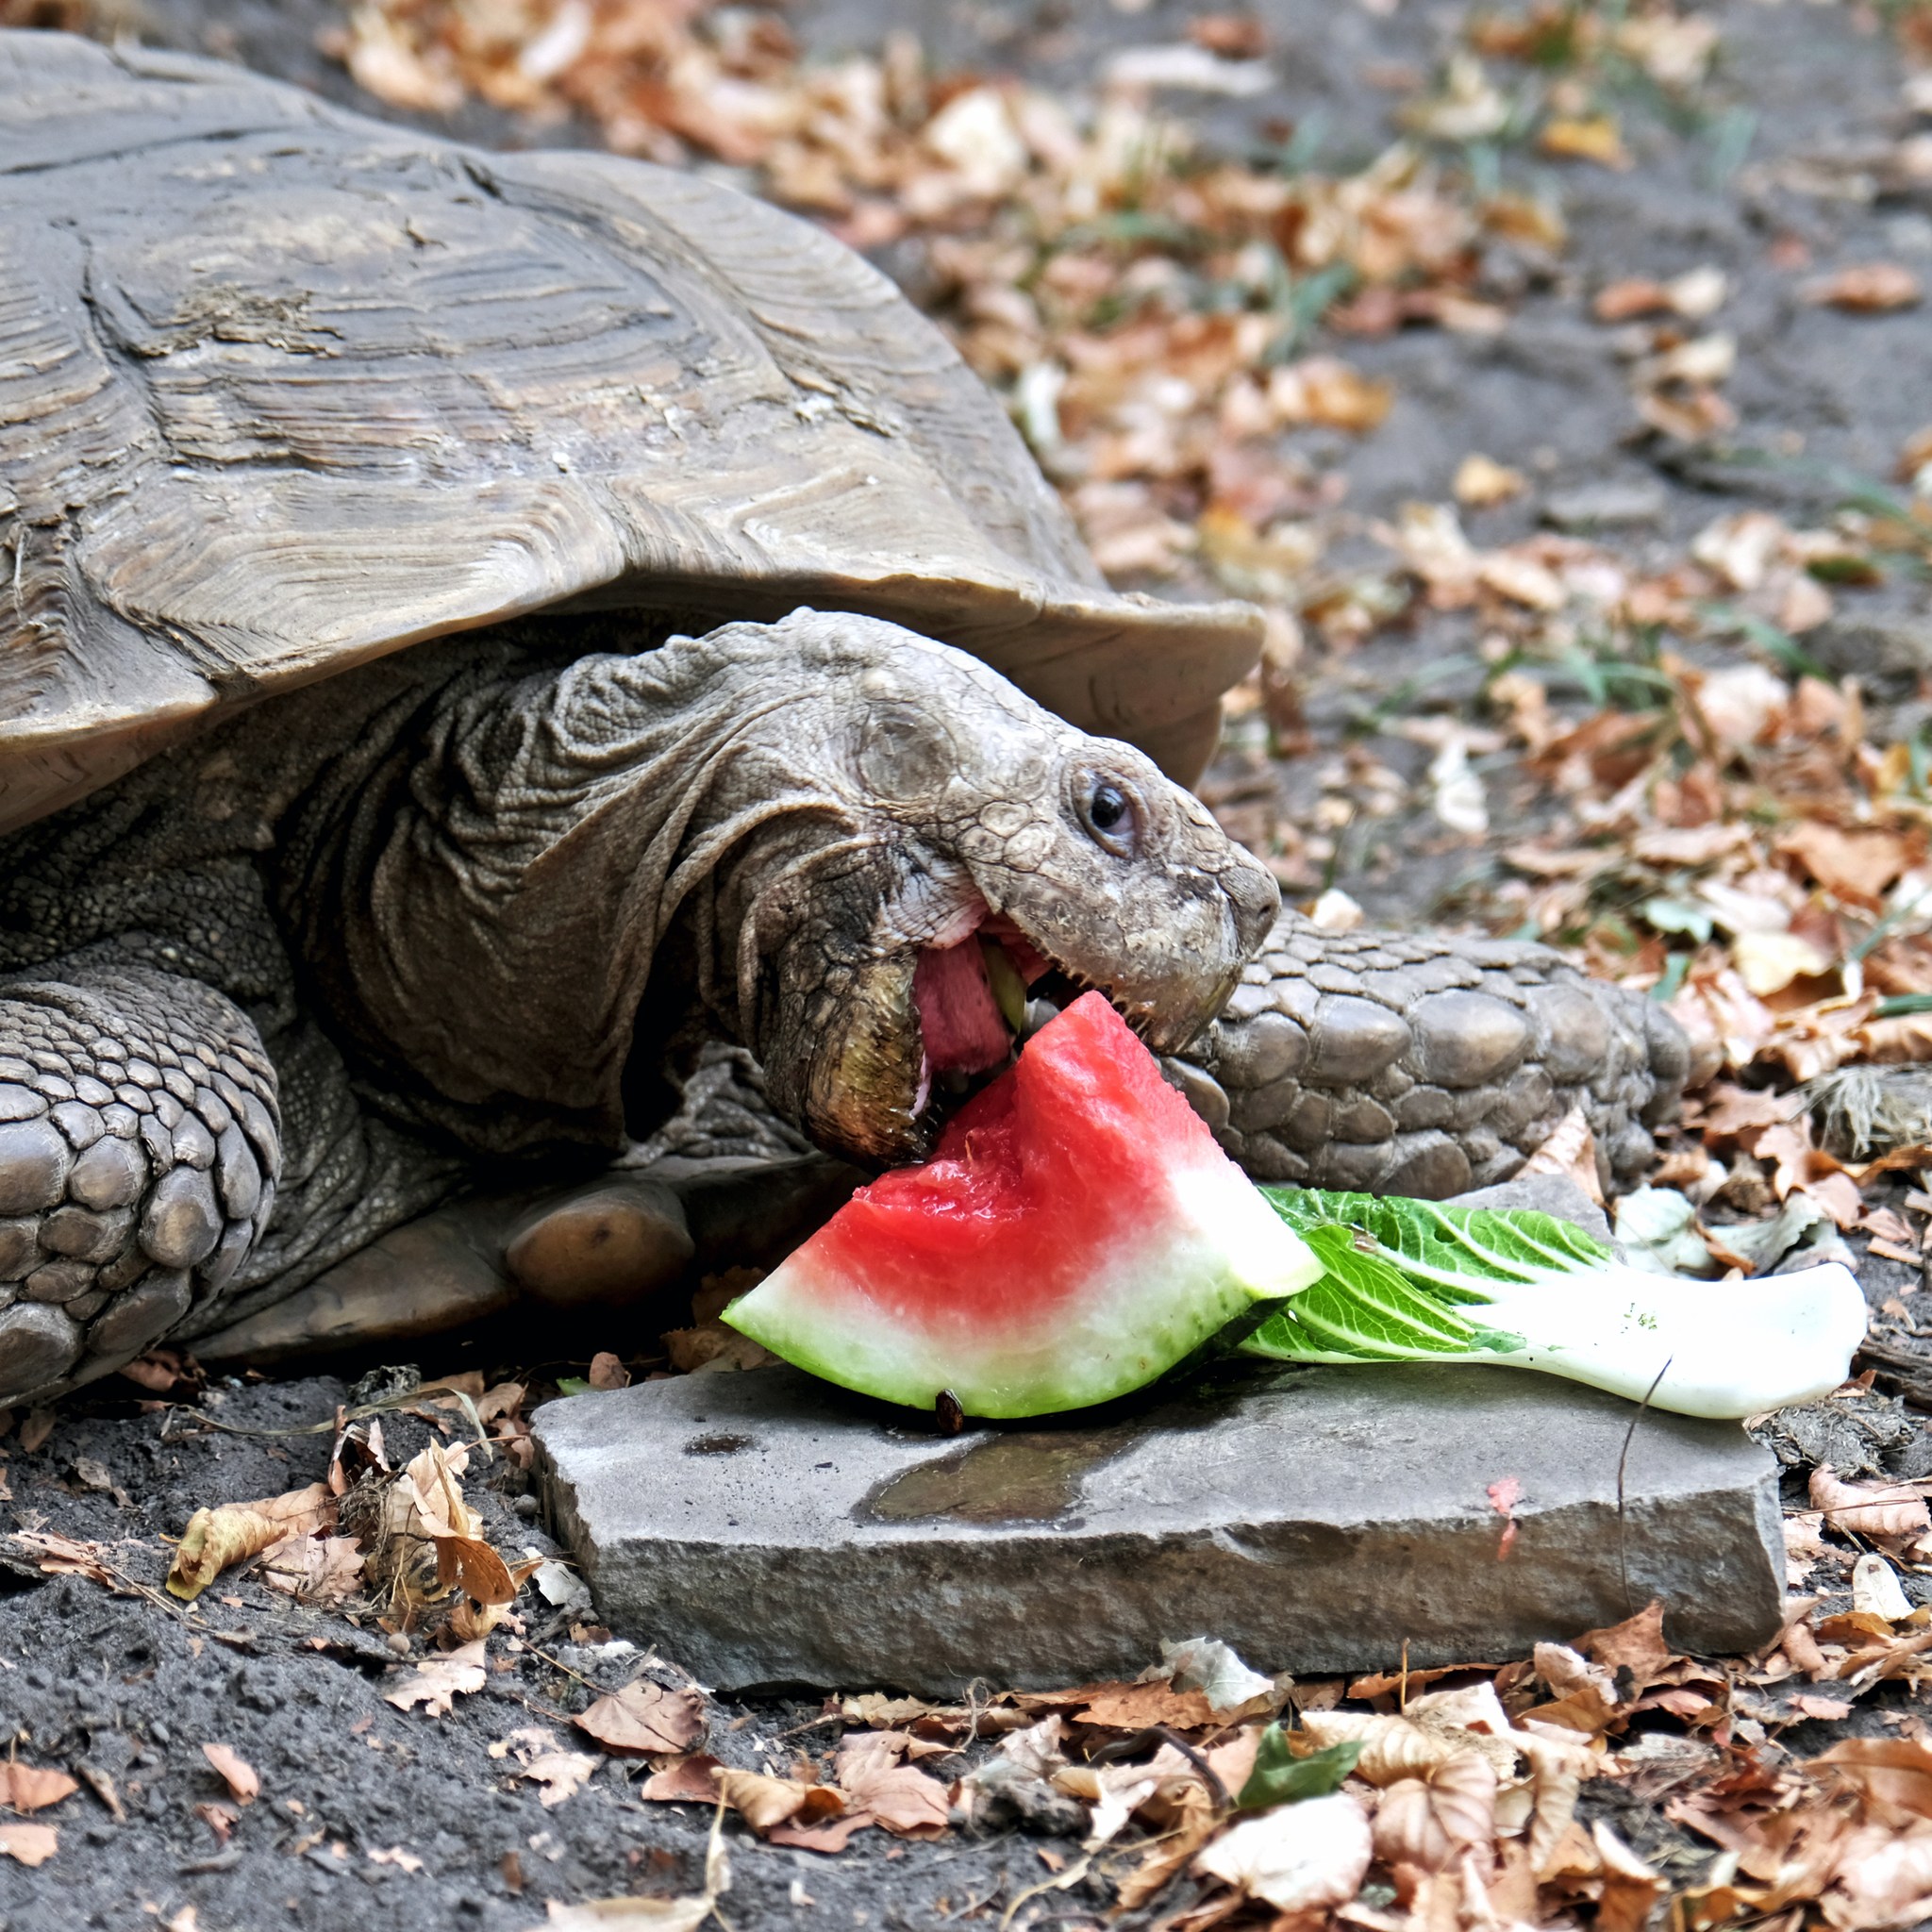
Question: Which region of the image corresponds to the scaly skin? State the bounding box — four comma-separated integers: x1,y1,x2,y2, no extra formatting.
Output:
1164,916,1687,1198
0,608,1687,1401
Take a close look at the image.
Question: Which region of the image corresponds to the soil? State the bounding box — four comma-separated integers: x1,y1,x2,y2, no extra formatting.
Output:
5,2,1932,1927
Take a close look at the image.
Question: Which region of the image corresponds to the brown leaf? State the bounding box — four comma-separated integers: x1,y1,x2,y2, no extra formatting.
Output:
193,1800,237,1844
0,1821,58,1866
1371,1753,1497,1873
262,1534,365,1606
1018,1679,1218,1732
576,1681,707,1757
1539,114,1632,169
1575,1599,1680,1694
524,1751,599,1808
1805,263,1922,311
1824,1822,1932,1926
835,1732,951,1838
1811,1469,1932,1546
1593,1821,1665,1932
1778,824,1912,904
200,1744,258,1806
713,1768,843,1835
1115,1781,1221,1909
0,1764,77,1814
637,1755,724,1804
1818,1737,1932,1822
383,1640,488,1717
434,1535,515,1607
1518,1107,1604,1205
475,1381,526,1424
166,1483,334,1601
660,1324,777,1374
1193,1790,1374,1909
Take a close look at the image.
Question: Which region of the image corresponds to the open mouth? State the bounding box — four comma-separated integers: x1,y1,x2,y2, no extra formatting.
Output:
909,910,1109,1117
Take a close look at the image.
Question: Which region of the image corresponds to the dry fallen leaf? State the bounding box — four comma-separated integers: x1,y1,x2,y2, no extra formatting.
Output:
166,1482,334,1601
1373,1751,1497,1873
1193,1790,1373,1909
1519,1106,1605,1205
1811,1468,1932,1546
834,1731,950,1839
262,1534,365,1606
1453,453,1525,508
200,1744,258,1806
0,1764,77,1814
383,1640,490,1717
638,1756,725,1804
576,1681,708,1756
713,1768,843,1835
1804,263,1922,311
0,1821,58,1866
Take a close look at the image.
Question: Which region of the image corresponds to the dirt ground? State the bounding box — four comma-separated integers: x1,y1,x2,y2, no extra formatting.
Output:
8,1,1932,1927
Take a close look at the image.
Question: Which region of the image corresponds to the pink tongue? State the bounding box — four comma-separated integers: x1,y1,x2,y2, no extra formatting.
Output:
913,940,1012,1075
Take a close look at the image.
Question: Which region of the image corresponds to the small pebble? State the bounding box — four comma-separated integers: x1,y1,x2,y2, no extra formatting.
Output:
386,1631,411,1657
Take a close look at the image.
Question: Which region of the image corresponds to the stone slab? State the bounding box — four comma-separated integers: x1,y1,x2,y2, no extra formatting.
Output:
531,1361,1784,1695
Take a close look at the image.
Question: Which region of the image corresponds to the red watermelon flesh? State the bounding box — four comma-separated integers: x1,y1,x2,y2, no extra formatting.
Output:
723,991,1322,1417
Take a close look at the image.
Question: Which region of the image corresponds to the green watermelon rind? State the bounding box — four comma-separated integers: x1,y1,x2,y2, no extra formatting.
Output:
722,1159,1323,1419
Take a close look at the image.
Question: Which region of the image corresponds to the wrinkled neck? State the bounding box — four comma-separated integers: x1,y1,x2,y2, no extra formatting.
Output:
283,631,852,1157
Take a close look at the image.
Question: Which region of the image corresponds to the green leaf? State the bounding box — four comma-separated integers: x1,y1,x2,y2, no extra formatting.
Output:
1257,1224,1483,1358
1261,1189,1611,1300
556,1376,592,1396
1237,1728,1363,1809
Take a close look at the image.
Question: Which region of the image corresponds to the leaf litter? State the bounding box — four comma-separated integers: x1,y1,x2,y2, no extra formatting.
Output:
9,0,1932,1919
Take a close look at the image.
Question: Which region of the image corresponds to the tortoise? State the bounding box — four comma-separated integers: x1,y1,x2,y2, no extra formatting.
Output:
0,32,1688,1405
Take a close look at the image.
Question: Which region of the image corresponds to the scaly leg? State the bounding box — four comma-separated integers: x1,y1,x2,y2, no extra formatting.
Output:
1166,915,1690,1197
0,961,279,1403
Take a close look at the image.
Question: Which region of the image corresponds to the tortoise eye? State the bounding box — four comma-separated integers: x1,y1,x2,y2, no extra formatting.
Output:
1077,774,1140,855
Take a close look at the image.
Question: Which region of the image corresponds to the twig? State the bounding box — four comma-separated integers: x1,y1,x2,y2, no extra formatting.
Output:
998,1853,1093,1932
1618,1357,1674,1616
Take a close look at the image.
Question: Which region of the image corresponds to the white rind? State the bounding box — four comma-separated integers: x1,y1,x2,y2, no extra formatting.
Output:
725,1160,1321,1417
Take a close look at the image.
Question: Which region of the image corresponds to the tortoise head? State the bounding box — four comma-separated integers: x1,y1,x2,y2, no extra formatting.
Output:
715,611,1277,1165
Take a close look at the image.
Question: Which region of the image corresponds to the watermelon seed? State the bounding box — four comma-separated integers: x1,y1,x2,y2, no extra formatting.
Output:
935,1390,965,1436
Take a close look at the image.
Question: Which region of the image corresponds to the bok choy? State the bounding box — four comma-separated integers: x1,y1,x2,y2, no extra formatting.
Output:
1243,1189,1867,1420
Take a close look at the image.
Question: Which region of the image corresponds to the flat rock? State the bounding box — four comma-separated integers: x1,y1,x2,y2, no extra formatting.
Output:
532,1361,1783,1694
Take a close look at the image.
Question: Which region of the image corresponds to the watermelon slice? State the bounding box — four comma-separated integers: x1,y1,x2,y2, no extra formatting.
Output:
723,991,1322,1417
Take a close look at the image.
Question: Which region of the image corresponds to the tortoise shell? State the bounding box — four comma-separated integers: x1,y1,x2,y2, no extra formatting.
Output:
0,32,1260,835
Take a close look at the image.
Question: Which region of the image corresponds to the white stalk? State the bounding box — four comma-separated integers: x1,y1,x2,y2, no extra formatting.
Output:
1463,1260,1869,1419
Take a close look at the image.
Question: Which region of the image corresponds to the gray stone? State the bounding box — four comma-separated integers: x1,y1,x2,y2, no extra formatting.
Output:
534,1361,1785,1695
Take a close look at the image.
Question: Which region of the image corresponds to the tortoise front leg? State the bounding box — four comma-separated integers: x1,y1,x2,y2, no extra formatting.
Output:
0,962,278,1403
1166,915,1690,1198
